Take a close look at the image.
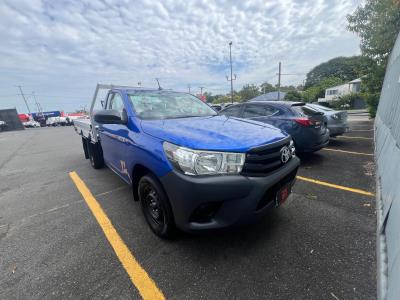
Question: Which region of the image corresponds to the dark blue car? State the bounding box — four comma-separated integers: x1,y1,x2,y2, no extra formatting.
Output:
220,101,330,153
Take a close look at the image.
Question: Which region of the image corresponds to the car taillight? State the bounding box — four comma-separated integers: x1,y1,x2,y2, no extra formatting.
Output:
294,118,314,126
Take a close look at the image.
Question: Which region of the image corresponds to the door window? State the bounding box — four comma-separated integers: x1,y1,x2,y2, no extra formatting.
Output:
221,105,242,117
108,93,125,113
242,104,266,118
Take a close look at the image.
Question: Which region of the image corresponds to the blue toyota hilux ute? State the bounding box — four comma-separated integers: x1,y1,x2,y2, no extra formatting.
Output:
74,84,300,238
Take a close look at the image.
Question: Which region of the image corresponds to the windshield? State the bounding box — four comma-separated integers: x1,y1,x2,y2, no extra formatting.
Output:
128,91,217,120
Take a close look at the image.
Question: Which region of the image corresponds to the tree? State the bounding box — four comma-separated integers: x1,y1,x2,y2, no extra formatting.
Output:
304,56,373,88
213,93,242,104
347,0,400,116
279,85,297,92
284,90,302,101
347,0,400,64
203,92,218,103
260,82,276,94
303,77,344,102
238,84,260,101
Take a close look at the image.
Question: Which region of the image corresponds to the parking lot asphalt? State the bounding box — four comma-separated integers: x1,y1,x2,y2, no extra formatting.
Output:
0,117,376,299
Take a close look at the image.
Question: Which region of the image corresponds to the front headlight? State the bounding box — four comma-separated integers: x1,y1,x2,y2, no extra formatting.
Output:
163,141,245,176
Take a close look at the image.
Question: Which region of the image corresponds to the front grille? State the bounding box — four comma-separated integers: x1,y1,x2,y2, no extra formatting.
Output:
241,137,291,177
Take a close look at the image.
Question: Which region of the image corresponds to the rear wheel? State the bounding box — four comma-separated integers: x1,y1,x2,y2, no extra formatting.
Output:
88,142,104,169
138,174,176,238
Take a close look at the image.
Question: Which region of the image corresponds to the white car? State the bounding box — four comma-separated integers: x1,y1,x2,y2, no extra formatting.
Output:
23,120,40,128
0,120,6,131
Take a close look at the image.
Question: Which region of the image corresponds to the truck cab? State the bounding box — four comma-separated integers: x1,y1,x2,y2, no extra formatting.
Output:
74,85,300,238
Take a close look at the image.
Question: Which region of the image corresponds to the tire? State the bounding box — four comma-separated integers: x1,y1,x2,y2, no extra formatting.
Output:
138,174,176,238
88,142,104,169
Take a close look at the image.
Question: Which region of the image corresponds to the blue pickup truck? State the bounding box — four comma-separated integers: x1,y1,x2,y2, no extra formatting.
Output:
74,84,300,238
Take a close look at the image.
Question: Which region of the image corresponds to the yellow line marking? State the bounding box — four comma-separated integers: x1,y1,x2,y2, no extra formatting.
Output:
69,171,165,300
322,148,373,156
296,175,375,197
336,136,373,140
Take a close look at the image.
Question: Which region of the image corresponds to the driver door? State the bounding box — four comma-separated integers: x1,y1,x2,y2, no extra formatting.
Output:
99,92,130,182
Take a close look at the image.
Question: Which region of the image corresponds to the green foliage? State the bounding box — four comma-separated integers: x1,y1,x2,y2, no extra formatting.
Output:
302,77,344,102
279,85,297,92
332,93,362,109
284,90,302,101
347,0,400,116
347,0,400,64
213,94,242,104
238,84,260,101
363,93,380,117
203,92,217,103
305,56,373,88
260,82,276,94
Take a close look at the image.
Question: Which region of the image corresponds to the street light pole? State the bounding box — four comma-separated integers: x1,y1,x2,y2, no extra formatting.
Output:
277,62,281,101
226,41,237,104
16,85,31,114
32,91,42,114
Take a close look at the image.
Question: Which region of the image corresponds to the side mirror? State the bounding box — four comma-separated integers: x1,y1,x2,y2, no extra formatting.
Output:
94,109,127,125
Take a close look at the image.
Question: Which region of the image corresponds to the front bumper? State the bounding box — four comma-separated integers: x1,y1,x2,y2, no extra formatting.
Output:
160,156,300,232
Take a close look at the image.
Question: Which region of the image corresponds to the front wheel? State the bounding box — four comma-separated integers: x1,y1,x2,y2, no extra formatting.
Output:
138,174,176,238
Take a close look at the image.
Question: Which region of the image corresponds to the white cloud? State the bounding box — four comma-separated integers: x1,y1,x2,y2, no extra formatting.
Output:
0,0,361,112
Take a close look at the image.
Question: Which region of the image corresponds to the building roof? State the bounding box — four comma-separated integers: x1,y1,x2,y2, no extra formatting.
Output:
249,91,287,101
349,78,361,84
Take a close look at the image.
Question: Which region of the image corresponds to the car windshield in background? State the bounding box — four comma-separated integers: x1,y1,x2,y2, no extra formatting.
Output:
128,91,217,120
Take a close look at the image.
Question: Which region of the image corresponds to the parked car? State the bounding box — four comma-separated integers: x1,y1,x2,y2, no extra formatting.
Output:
219,101,330,153
23,120,40,128
46,116,67,126
0,120,6,131
211,104,222,112
307,103,349,137
74,84,300,238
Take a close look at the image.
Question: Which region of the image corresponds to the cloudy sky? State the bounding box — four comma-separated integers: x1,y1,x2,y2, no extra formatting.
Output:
0,0,362,113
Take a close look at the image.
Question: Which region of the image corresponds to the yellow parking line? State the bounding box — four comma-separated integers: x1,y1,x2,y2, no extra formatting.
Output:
336,136,373,140
69,171,165,300
322,148,373,156
296,175,375,197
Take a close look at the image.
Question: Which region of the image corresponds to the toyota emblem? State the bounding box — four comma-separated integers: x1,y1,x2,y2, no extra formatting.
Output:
280,146,291,164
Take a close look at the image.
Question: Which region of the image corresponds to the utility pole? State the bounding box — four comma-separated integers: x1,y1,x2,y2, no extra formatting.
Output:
199,86,205,96
16,85,31,114
32,91,42,114
275,62,300,100
188,84,191,94
277,62,282,101
226,41,237,104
